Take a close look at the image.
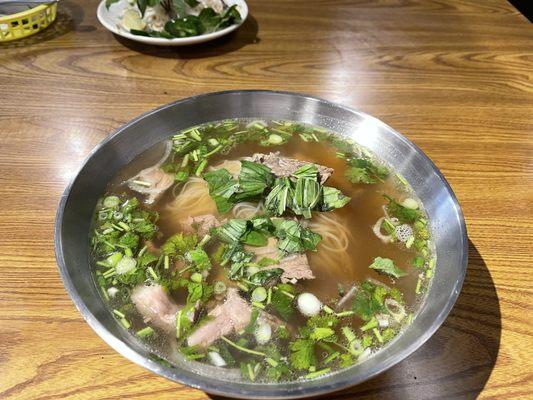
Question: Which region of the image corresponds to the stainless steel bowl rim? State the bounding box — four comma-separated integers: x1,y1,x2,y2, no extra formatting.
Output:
55,90,468,399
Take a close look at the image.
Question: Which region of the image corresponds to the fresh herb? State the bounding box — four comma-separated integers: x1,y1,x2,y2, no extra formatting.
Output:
270,284,296,320
412,256,425,269
352,282,385,321
384,195,420,224
369,257,406,279
236,160,275,200
289,339,316,370
91,196,158,256
130,3,242,38
221,242,255,280
204,168,239,214
188,248,211,271
186,281,213,304
161,233,198,257
264,177,294,216
345,159,388,184
249,268,284,286
310,327,335,341
275,219,321,255
292,177,321,218
321,186,351,211
352,280,406,323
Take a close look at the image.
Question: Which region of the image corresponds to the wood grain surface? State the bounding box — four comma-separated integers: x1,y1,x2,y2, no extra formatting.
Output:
1,0,532,398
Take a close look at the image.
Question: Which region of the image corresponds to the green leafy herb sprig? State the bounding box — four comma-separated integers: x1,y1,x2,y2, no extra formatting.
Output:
205,161,351,218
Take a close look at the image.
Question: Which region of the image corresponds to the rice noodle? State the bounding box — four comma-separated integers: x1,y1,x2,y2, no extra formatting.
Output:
233,201,264,219
308,212,352,274
165,177,217,220
164,159,247,221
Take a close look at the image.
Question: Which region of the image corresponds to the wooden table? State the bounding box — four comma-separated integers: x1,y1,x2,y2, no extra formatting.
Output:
1,0,531,398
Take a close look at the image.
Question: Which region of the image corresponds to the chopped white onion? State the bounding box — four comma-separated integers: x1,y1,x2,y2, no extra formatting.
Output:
246,120,267,129
297,293,322,317
376,313,390,328
208,351,227,367
115,256,136,275
402,198,419,210
254,321,272,345
107,287,119,298
372,217,392,244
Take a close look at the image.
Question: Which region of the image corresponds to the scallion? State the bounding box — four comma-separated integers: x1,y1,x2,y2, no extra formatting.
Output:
136,326,154,338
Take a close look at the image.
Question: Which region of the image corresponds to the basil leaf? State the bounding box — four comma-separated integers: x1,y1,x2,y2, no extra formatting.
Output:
321,186,351,211
217,4,241,29
217,219,248,243
292,177,321,218
172,0,187,18
292,164,318,180
198,7,221,30
204,168,238,214
275,220,321,254
236,161,274,200
137,0,159,17
265,178,293,216
241,230,269,247
165,16,205,37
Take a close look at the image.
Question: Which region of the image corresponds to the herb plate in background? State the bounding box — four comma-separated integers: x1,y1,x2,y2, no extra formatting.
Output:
96,0,247,46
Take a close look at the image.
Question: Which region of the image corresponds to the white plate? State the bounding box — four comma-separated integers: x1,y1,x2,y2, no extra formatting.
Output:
96,0,248,46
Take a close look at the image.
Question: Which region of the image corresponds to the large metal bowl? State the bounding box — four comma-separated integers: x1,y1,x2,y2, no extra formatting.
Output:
55,90,467,399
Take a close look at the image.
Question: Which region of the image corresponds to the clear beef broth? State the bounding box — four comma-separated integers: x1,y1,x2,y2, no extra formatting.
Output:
94,120,433,382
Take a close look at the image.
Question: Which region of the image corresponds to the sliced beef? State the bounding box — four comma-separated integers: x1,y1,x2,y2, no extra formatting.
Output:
131,284,179,332
247,237,315,284
127,141,174,204
187,288,251,349
127,167,174,205
278,254,315,283
251,152,333,184
263,253,315,284
179,214,223,237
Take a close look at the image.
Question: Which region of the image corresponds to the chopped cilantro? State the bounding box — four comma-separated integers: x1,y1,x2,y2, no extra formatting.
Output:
289,339,315,370
161,233,198,257
384,195,420,224
369,257,407,279
310,327,335,341
321,186,351,211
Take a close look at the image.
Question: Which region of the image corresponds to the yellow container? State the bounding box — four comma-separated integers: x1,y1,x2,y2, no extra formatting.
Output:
0,2,57,42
